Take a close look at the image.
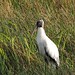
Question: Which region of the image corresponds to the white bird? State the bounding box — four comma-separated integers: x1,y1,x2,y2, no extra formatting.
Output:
33,19,60,69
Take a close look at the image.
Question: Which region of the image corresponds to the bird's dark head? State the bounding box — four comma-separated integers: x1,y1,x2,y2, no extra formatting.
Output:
36,19,44,28
31,19,44,35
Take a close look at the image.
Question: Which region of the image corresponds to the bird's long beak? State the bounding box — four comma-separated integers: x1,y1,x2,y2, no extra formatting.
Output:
31,26,37,36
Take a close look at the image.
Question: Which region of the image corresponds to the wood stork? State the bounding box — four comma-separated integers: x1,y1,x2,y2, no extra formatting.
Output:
33,19,60,69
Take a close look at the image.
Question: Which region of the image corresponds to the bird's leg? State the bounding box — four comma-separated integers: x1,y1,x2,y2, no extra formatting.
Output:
44,56,49,65
50,59,58,69
56,63,59,69
44,47,49,65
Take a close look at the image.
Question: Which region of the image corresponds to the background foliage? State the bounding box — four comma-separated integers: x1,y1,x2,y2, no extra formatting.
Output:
0,0,75,75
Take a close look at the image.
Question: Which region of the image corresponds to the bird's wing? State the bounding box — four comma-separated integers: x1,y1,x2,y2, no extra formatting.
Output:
44,46,57,64
43,36,60,66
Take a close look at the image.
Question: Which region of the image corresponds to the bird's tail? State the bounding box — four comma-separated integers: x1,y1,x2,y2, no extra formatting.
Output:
55,57,60,67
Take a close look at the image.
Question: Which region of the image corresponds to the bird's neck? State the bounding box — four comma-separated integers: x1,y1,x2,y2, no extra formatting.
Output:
37,27,46,37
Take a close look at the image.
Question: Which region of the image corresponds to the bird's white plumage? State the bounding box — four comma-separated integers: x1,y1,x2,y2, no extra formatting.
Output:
36,20,60,67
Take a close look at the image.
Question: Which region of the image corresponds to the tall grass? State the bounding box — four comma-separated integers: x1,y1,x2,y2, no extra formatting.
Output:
0,0,75,75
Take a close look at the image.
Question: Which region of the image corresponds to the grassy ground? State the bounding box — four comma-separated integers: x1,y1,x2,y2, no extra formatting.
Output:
0,0,75,75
